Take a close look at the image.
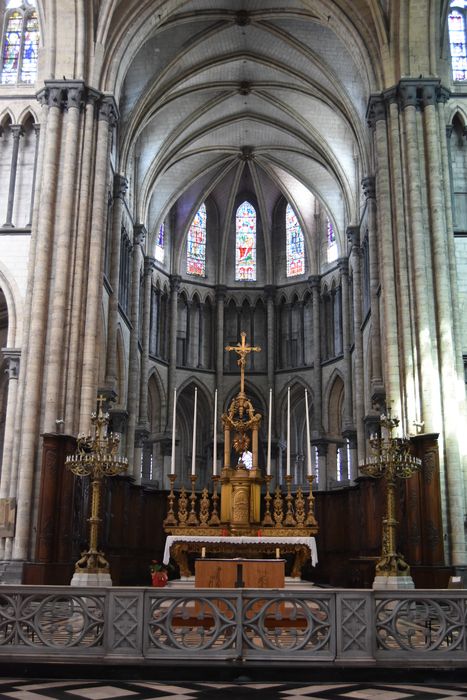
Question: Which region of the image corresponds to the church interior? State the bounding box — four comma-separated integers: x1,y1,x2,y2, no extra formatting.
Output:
0,0,467,591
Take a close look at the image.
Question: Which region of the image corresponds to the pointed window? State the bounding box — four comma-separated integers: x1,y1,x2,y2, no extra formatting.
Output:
1,1,38,85
235,201,256,281
327,217,337,263
155,223,164,263
286,203,305,277
449,1,467,81
187,203,206,276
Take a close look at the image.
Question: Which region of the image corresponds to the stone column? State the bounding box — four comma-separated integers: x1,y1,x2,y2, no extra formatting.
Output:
215,285,226,405
3,124,23,227
361,176,384,405
0,349,21,557
127,224,146,479
309,275,322,436
105,174,128,394
347,226,365,464
167,274,181,432
366,95,401,411
265,285,275,388
338,258,353,434
43,83,85,433
79,95,117,432
27,123,40,227
138,256,155,429
422,82,467,565
12,85,65,562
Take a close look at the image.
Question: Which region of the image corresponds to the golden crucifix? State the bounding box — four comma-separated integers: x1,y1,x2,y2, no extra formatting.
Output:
225,331,261,394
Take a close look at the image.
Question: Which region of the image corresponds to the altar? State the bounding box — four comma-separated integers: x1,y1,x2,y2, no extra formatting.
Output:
163,333,319,582
163,535,318,579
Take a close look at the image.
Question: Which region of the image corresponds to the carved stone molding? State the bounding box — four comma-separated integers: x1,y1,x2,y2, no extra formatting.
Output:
361,175,376,200
113,173,128,200
2,347,21,379
144,256,156,276
170,274,182,293
347,225,360,248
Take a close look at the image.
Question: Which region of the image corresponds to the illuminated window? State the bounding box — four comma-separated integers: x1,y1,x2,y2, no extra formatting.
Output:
155,223,164,263
235,201,256,281
449,1,467,81
285,203,305,277
187,203,206,276
1,1,38,85
327,218,337,263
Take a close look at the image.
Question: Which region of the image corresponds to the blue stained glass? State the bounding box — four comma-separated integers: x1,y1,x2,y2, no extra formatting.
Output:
1,4,38,85
286,203,305,277
187,203,206,276
155,223,164,262
327,218,335,244
2,11,21,83
20,11,38,83
449,8,467,80
235,201,256,281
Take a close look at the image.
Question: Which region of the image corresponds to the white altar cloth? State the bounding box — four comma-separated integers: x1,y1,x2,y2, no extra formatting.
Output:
163,535,318,567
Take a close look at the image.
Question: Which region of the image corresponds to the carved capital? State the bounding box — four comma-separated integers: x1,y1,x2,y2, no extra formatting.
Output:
135,426,150,447
215,284,227,300
98,95,118,125
133,223,147,247
2,347,20,379
366,94,386,128
144,256,156,276
66,83,86,111
113,173,128,200
10,124,24,140
109,408,128,434
347,225,360,248
337,257,349,276
170,274,182,292
308,274,321,291
264,284,276,300
362,175,376,200
312,439,328,457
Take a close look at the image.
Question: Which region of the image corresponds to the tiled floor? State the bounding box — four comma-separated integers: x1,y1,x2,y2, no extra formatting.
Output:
0,680,466,700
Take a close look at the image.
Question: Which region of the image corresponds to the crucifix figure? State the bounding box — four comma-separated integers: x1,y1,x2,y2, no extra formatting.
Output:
225,331,261,395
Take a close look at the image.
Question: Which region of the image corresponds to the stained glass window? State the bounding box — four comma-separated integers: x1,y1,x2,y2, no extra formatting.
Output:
235,201,256,281
155,223,164,263
1,1,38,85
449,2,467,81
327,217,337,263
285,203,305,277
187,203,206,276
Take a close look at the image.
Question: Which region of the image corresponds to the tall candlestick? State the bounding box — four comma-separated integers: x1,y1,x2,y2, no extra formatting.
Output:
191,387,198,476
213,388,218,476
305,388,312,476
287,386,291,476
170,388,177,474
266,387,272,475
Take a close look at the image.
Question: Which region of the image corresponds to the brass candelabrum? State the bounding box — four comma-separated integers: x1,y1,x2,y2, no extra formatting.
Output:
66,397,128,574
359,412,421,578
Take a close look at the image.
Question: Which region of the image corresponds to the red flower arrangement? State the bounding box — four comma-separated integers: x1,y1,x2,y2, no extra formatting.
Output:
149,560,168,587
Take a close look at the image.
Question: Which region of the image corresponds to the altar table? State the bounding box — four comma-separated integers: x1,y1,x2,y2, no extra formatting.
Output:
163,535,318,578
195,558,285,589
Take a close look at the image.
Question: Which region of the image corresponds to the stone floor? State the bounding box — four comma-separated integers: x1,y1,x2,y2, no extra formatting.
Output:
0,679,467,699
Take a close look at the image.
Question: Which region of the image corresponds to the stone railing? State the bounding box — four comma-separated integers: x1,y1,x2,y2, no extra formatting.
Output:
0,586,465,666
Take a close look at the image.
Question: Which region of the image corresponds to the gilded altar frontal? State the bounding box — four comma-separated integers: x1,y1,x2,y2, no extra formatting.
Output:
0,0,465,594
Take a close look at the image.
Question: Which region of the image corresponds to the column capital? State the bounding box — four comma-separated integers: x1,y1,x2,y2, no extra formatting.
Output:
32,122,40,135
170,274,182,292
113,173,128,200
361,175,376,200
133,223,147,247
366,94,387,128
1,347,20,379
312,439,329,456
347,225,360,248
337,257,349,275
135,426,150,447
215,284,227,300
264,284,276,300
98,94,119,125
308,274,321,290
342,429,357,448
109,408,129,434
10,124,24,139
144,256,156,276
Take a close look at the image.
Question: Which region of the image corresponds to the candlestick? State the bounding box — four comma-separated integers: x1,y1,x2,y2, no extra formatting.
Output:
213,388,218,476
304,389,312,477
287,386,290,476
267,387,272,476
170,387,177,474
191,387,197,476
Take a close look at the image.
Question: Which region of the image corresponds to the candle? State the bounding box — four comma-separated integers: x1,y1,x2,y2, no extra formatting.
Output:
305,389,312,476
170,388,177,474
286,386,291,476
266,387,272,476
191,387,198,476
213,388,218,476
201,547,206,558
276,548,280,559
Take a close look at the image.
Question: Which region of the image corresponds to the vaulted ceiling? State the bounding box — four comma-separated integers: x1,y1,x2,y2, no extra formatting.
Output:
102,0,388,255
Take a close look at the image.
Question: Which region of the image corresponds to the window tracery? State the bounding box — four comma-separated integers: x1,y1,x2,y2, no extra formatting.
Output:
235,200,256,281
187,203,206,277
1,0,38,85
285,203,305,277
